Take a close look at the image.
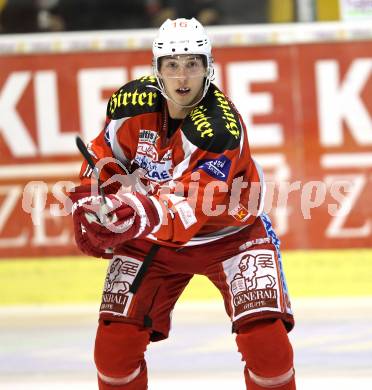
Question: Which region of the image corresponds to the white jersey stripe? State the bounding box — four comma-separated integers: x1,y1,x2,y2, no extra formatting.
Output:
172,132,197,180
107,117,130,164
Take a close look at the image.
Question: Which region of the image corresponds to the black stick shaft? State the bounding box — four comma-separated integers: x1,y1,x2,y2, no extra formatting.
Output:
75,136,107,203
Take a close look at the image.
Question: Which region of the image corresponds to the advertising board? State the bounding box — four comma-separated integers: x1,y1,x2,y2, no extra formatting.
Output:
0,23,371,256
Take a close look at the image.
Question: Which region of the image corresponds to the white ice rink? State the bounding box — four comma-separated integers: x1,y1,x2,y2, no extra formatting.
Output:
4,377,372,390
1,298,372,389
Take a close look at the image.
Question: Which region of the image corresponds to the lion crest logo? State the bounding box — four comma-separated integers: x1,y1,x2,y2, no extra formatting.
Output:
231,253,276,296
104,258,137,294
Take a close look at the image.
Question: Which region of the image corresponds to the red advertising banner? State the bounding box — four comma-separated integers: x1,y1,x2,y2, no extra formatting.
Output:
0,40,371,257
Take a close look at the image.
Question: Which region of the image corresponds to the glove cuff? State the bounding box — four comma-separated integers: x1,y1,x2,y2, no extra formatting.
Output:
116,192,161,238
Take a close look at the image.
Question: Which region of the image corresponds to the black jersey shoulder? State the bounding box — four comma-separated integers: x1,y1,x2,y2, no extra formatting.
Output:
107,76,162,120
181,84,242,153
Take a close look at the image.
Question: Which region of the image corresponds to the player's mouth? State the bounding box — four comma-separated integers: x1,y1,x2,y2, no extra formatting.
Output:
176,87,191,96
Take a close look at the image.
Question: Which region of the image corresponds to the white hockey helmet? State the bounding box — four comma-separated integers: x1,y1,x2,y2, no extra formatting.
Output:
152,18,214,106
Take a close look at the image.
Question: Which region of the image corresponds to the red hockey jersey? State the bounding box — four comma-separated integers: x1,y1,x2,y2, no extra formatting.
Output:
79,76,265,246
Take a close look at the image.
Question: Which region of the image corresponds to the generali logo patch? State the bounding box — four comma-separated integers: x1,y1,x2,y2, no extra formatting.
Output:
100,256,142,317
223,249,281,321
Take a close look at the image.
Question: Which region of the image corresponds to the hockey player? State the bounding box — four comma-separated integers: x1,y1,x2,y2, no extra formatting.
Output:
69,18,296,389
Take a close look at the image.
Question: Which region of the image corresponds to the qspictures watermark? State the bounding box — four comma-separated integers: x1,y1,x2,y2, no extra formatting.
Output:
21,167,362,229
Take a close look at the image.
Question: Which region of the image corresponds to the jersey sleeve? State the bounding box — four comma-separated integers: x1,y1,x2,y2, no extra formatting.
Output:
150,89,264,245
78,76,160,191
151,145,249,244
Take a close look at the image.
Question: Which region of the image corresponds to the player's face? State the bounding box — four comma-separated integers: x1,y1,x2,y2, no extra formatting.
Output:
159,55,206,107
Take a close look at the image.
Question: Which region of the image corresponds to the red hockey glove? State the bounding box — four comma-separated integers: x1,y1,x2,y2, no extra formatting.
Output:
68,185,113,258
71,188,161,250
74,221,113,259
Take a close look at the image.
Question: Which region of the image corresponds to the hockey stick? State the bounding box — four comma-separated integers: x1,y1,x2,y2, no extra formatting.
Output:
76,136,155,291
75,136,115,256
75,135,114,226
75,136,107,204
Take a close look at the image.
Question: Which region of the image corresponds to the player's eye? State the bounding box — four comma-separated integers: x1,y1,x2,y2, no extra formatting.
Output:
165,61,178,69
187,60,201,68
